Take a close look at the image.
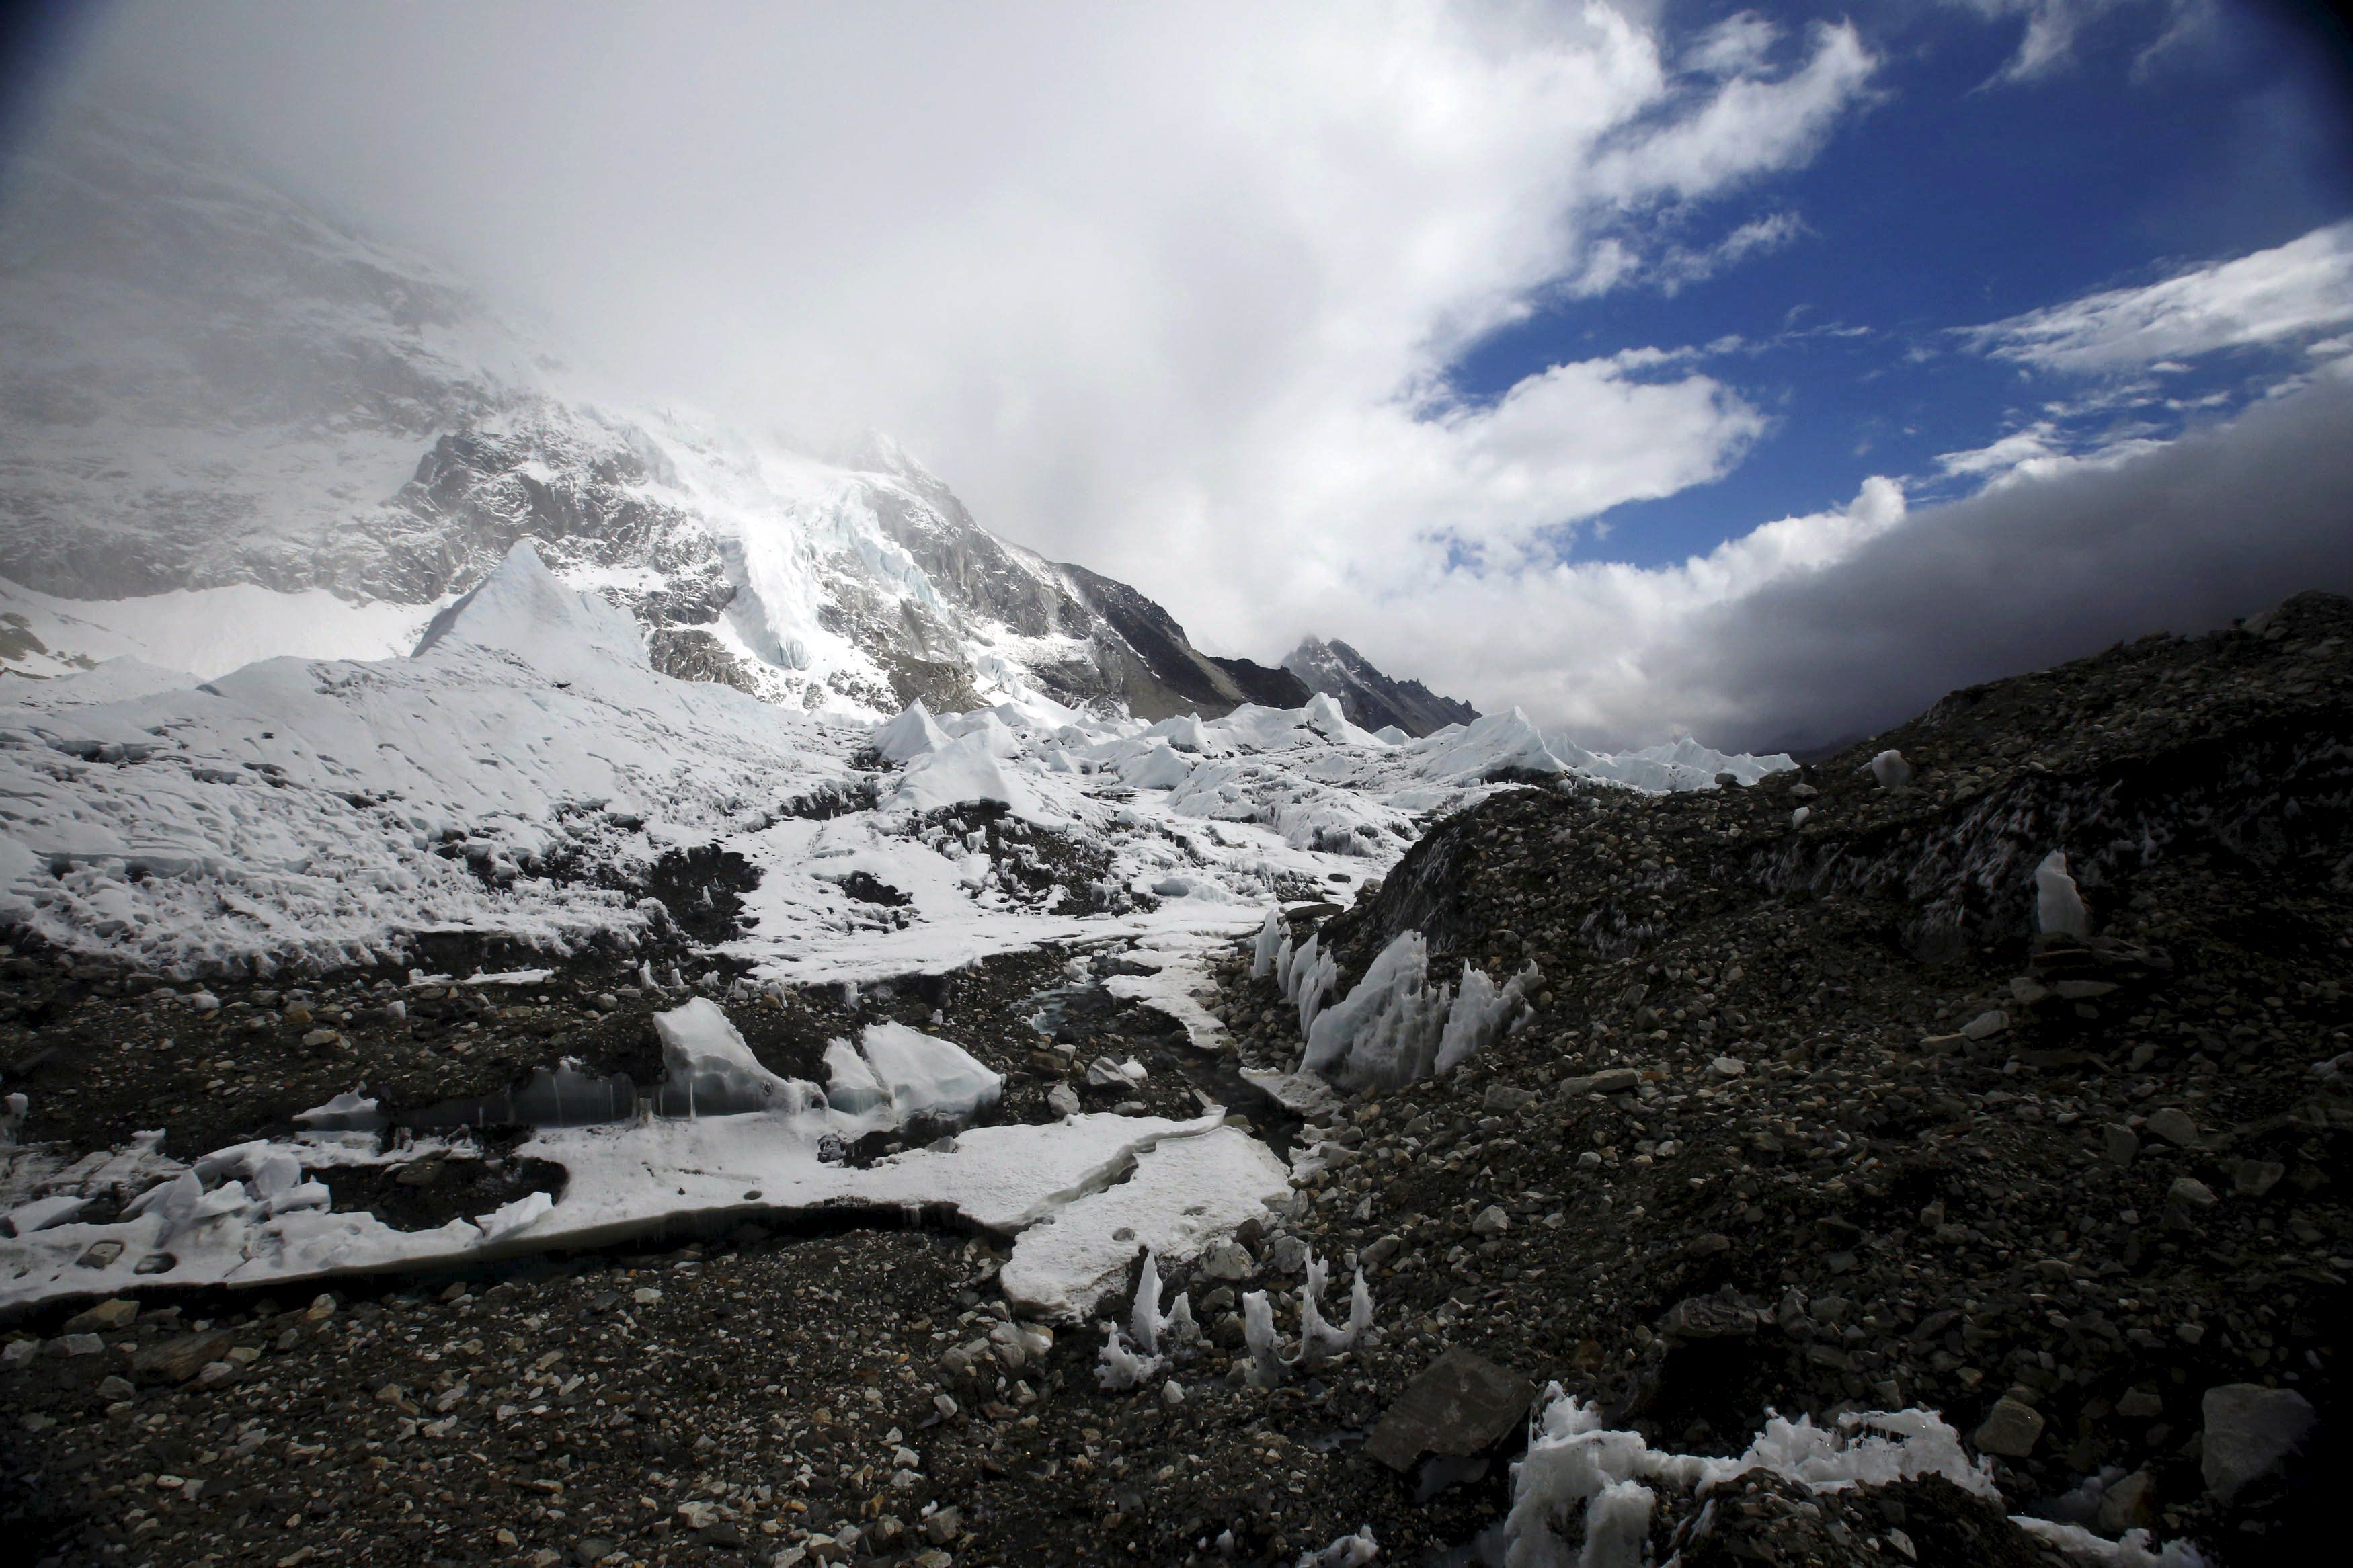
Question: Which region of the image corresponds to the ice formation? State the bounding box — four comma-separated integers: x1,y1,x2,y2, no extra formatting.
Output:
1295,1526,1380,1567
1242,1290,1285,1387
852,1021,1004,1124
291,1091,382,1130
1095,1323,1166,1392
1296,930,1536,1089
1252,907,1285,979
1285,930,1339,1038
1505,1391,2012,1568
1098,1248,1203,1391
2036,850,2091,939
1296,1249,1374,1366
821,1038,890,1118
1868,749,1914,788
871,698,951,762
651,999,822,1118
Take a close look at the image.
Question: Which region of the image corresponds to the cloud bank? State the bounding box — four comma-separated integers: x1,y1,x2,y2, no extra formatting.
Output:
1347,370,2353,753
42,3,1878,641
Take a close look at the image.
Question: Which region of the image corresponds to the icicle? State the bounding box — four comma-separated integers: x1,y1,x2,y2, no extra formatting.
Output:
1251,907,1284,979
1296,944,1338,1040
1287,931,1320,1007
1131,1251,1165,1356
1347,1268,1374,1340
1273,934,1296,995
1242,1290,1285,1387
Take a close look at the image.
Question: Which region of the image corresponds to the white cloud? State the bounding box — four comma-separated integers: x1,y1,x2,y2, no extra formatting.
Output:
1959,220,2353,373
42,1,1882,664
1933,419,2166,487
1682,12,1780,78
1336,372,2353,751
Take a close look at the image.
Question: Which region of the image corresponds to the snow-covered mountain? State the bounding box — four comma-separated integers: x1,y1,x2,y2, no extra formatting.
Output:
1282,635,1479,738
0,104,1306,721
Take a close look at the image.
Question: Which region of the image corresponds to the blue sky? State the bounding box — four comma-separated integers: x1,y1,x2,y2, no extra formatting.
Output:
1447,0,2353,570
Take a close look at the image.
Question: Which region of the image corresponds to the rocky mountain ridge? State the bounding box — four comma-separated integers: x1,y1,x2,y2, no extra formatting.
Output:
0,104,1307,723
1283,636,1479,739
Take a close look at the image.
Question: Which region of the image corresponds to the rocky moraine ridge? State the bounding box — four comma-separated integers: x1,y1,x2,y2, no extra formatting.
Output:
1,595,2345,1568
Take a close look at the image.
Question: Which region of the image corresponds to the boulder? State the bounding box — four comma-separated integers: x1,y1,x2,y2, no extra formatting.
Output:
2200,1383,2317,1503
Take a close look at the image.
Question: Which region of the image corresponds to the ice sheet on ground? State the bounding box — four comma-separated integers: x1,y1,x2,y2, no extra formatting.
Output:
7,531,1792,992
1101,933,1232,1052
0,572,447,684
0,1103,1239,1310
999,1125,1290,1319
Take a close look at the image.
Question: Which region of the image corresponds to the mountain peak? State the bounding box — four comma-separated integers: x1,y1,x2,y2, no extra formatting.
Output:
1282,636,1478,738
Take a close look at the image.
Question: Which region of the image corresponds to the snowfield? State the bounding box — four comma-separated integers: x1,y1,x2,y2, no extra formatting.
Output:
1,538,1788,984
0,538,1791,1313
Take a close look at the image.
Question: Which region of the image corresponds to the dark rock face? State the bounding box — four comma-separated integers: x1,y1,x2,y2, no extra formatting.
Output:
1055,563,1312,720
1283,635,1478,737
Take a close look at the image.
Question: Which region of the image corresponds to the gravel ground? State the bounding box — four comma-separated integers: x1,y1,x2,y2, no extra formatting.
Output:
5,595,2347,1565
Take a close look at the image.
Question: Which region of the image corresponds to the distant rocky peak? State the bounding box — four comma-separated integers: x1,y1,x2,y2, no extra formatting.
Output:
1283,636,1479,739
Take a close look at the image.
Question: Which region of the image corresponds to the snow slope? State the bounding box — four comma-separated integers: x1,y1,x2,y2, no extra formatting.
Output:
0,539,1790,987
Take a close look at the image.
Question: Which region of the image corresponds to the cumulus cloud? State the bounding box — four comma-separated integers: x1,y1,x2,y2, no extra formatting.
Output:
1334,371,2351,753
1679,369,2353,749
1960,220,2353,372
30,1,1876,659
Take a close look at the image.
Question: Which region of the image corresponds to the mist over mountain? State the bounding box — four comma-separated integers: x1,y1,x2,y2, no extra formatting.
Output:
0,103,1326,723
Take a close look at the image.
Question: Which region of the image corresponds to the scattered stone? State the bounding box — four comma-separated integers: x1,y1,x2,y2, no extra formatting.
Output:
2233,1159,2284,1198
59,1298,137,1335
1960,1009,2008,1040
2145,1106,2200,1147
2100,1124,2139,1167
1363,1348,1536,1473
1972,1397,2045,1458
130,1330,236,1385
2200,1384,2318,1504
2096,1471,2157,1534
